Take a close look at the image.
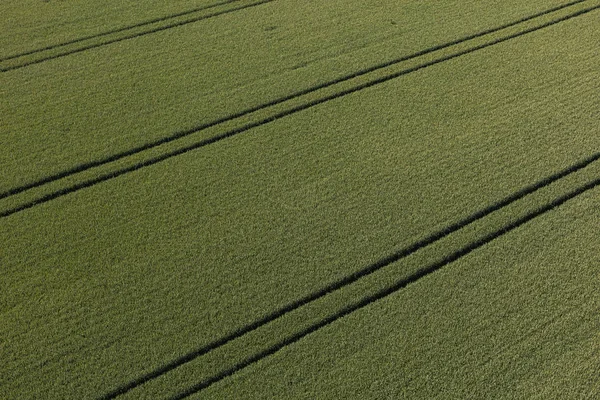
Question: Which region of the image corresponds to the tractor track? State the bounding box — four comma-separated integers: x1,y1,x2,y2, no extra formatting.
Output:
2,0,598,219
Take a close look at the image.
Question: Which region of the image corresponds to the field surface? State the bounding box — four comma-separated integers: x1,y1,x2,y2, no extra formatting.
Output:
1,0,599,399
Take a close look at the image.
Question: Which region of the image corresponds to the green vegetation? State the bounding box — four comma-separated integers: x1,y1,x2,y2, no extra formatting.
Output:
0,0,579,193
1,0,599,399
0,0,225,58
204,185,600,399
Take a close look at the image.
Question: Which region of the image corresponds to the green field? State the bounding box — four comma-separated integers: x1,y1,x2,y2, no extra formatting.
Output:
1,0,599,399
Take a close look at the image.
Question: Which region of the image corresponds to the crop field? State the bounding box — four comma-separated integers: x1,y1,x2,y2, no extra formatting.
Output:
1,0,599,398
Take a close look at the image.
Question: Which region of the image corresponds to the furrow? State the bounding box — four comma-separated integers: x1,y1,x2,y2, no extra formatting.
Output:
168,176,600,399
2,1,598,218
0,0,276,72
96,153,600,399
0,0,590,200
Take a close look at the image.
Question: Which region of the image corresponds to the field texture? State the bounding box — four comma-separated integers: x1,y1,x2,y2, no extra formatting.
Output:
1,0,599,399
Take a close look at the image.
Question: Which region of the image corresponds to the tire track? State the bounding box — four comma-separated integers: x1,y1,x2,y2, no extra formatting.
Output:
3,1,599,221
0,0,276,72
0,0,242,62
168,174,600,399
0,0,590,201
96,152,600,399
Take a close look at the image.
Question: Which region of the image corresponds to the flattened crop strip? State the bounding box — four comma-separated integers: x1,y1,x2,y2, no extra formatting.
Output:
0,0,242,62
0,0,588,200
1,0,598,219
96,153,600,399
0,0,276,72
166,174,600,399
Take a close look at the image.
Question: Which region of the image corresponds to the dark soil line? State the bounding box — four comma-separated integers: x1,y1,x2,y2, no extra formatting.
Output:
0,0,276,72
94,152,600,400
169,176,600,399
0,0,241,62
3,4,599,219
0,0,587,199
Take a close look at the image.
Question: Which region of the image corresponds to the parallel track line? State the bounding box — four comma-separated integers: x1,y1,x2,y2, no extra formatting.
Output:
96,153,600,399
0,0,242,62
3,3,599,219
0,0,589,199
169,175,600,399
0,0,275,72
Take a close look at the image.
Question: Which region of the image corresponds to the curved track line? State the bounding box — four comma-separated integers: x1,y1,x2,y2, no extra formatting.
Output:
169,176,600,399
0,0,588,200
96,152,600,399
0,0,275,72
0,0,242,62
2,2,599,219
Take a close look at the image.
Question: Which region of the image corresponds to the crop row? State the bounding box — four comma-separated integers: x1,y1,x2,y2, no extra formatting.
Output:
0,0,274,72
100,155,600,399
0,0,582,196
2,0,598,217
2,0,599,398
